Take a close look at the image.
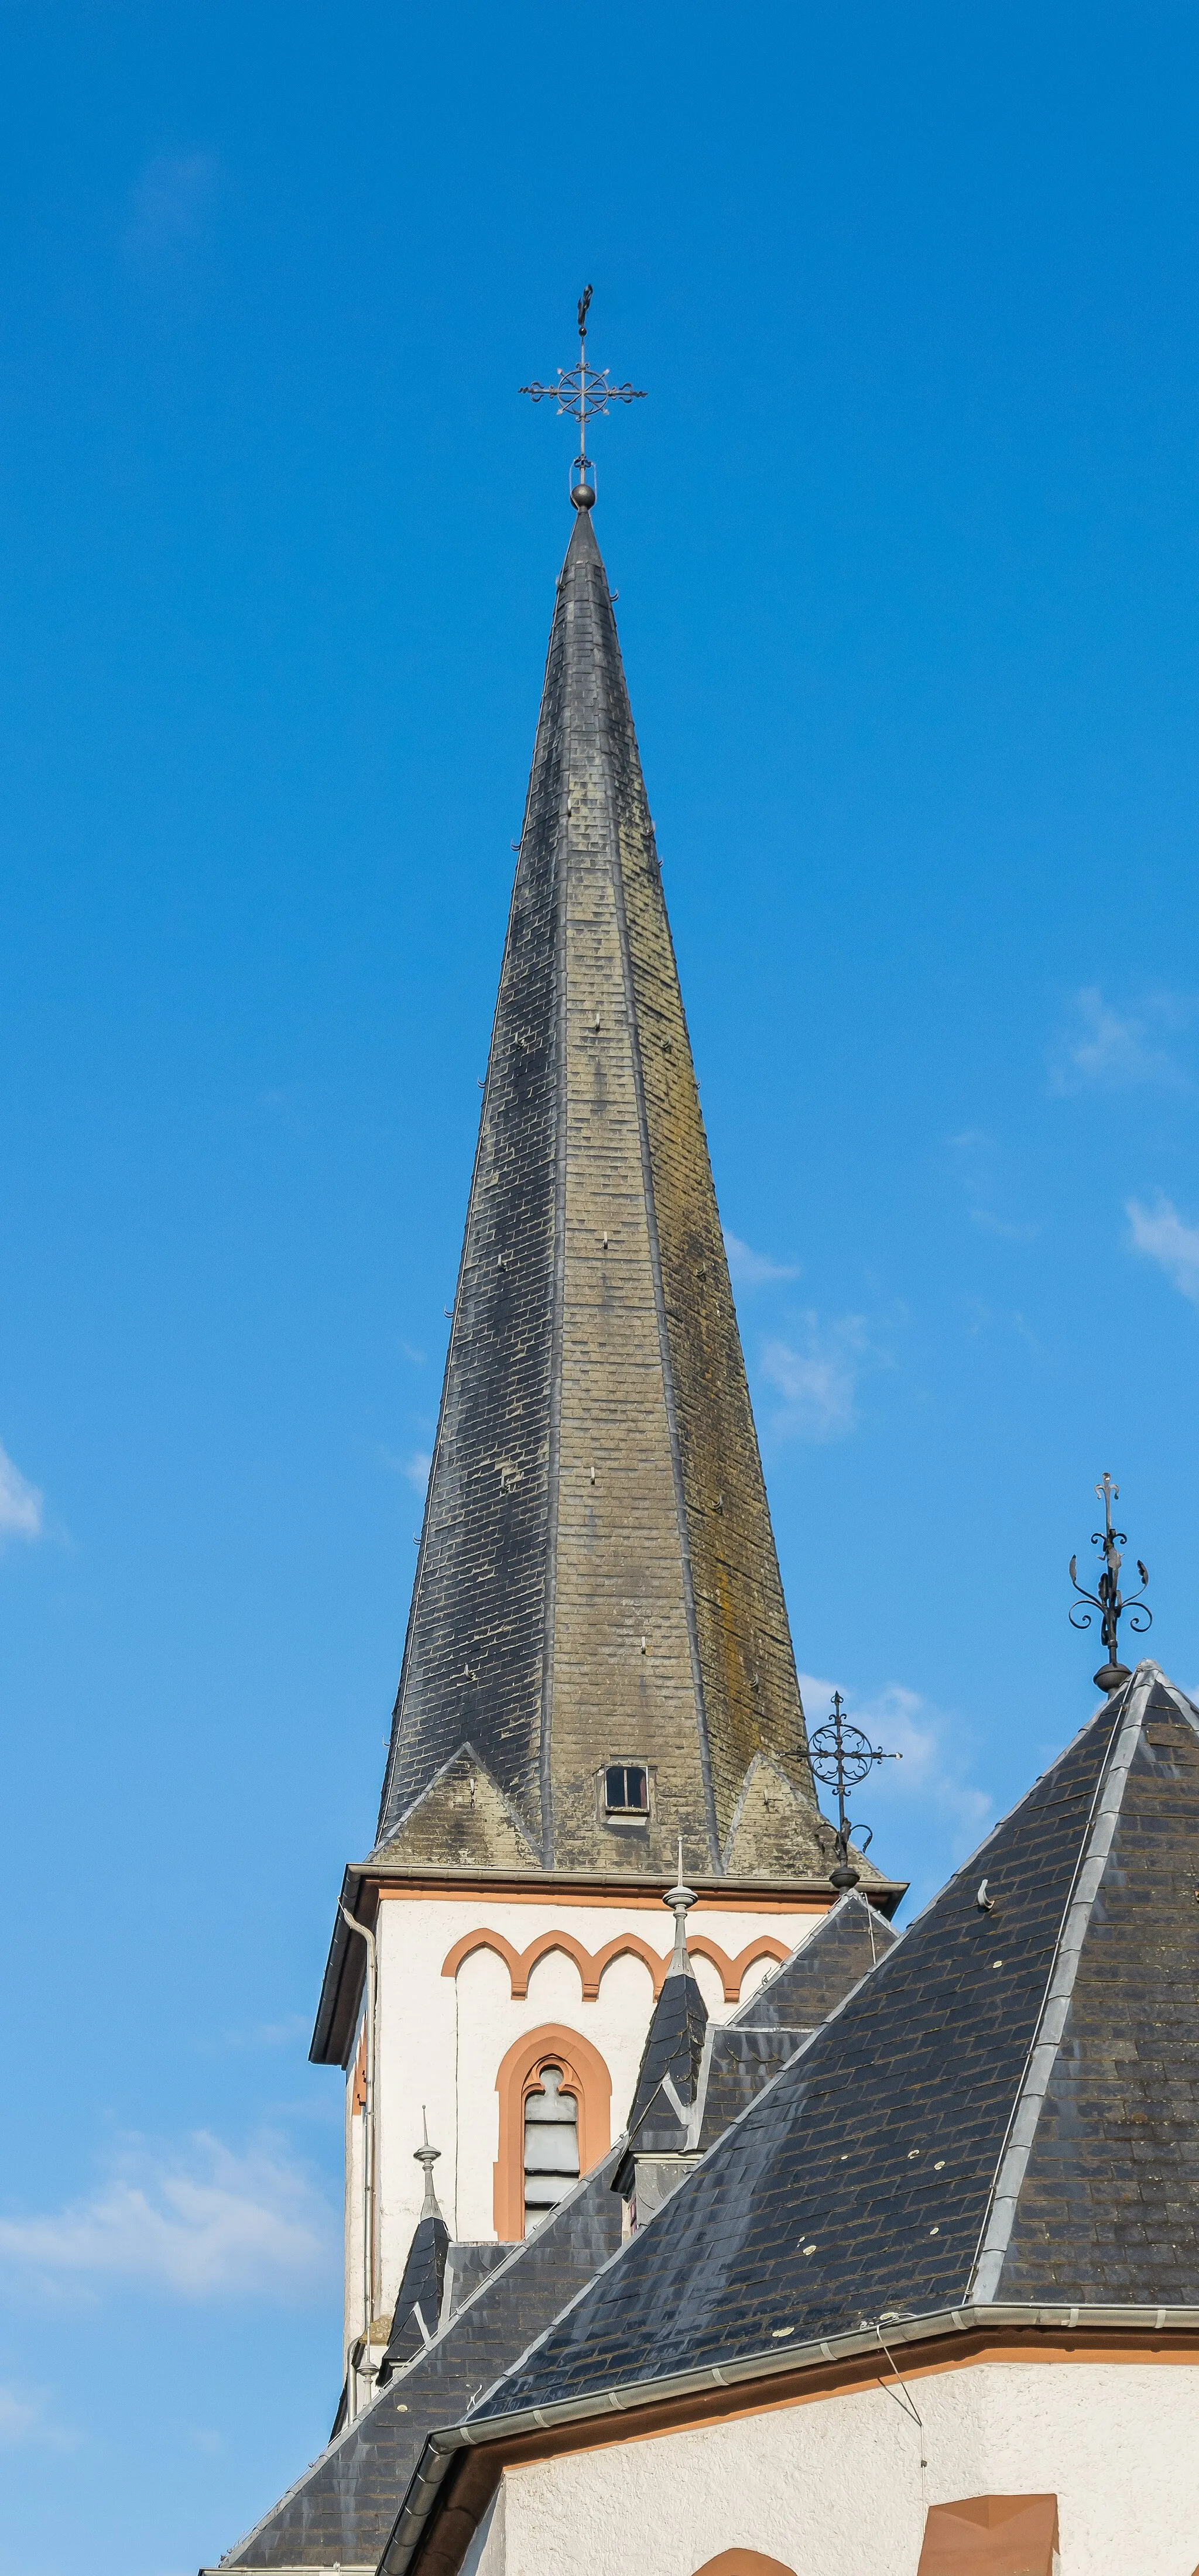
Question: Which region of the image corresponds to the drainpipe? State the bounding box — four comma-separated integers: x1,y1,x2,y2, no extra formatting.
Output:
340,1903,377,2421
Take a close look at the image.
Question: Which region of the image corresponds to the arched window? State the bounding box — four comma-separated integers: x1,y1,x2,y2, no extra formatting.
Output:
522,2063,580,2227
492,2024,612,2239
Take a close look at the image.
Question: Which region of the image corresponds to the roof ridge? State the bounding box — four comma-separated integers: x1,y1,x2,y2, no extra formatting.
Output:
841,1678,1128,1972
691,1685,1156,2222
968,1663,1155,2303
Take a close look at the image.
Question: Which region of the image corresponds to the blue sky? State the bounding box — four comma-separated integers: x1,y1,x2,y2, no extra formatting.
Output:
4,4,1199,2567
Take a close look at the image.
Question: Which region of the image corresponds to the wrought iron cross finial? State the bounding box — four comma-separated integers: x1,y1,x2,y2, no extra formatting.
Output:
1069,1471,1150,1694
520,287,646,507
807,1690,900,1894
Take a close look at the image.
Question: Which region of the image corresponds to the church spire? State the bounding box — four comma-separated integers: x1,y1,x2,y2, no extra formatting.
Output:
375,491,823,1879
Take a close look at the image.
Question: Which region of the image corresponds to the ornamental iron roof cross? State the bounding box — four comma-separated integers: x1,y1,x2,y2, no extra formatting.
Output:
1069,1470,1150,1695
807,1690,900,1893
520,285,646,506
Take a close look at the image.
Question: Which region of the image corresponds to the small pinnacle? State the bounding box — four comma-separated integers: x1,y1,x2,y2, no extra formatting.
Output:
414,2106,443,2219
663,1837,697,1973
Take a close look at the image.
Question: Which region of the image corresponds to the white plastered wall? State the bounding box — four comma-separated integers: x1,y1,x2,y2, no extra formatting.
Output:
350,1894,824,2341
478,2357,1199,2576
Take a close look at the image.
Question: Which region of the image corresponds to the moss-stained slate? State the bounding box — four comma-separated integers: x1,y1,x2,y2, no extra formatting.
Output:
375,501,822,1878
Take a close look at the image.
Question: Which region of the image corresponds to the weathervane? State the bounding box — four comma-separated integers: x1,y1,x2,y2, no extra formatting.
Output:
520,285,646,508
1069,1471,1150,1693
808,1691,900,1893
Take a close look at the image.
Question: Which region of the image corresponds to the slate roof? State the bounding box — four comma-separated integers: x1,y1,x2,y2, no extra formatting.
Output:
371,494,824,1881
219,1888,885,2570
461,1664,1199,2431
690,1894,897,2151
441,2242,513,2321
376,2212,450,2383
693,2026,813,2154
738,1884,897,2028
217,2158,624,2570
616,1888,897,2177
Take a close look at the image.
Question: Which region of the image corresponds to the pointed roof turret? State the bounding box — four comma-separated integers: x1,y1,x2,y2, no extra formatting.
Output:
374,498,823,1880
376,2119,450,2385
614,1855,708,2201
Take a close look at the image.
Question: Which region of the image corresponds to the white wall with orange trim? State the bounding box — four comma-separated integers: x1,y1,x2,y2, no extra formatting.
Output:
471,2356,1199,2576
350,1890,825,2344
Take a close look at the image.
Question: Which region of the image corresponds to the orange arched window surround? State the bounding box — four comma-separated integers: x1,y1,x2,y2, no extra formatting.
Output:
690,2556,797,2576
492,2023,612,2239
442,1925,792,2003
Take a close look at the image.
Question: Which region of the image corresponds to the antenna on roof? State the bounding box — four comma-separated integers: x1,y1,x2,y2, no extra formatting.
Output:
1069,1470,1150,1694
808,1692,900,1894
520,288,647,511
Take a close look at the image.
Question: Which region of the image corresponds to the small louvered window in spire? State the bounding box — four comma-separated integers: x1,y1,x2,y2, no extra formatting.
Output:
605,1764,648,1816
523,2066,579,2231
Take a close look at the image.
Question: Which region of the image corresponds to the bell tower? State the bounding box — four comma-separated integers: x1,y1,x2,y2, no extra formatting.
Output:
309,315,890,2419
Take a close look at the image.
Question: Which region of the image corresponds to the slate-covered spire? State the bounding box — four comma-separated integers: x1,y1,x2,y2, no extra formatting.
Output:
375,498,823,1878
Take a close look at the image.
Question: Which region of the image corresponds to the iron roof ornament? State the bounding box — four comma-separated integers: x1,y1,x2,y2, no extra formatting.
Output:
807,1690,900,1893
520,284,646,507
1069,1470,1150,1694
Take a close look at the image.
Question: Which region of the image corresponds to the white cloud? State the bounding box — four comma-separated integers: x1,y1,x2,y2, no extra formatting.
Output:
0,2383,78,2451
1051,986,1191,1095
125,152,219,255
0,2133,336,2303
724,1233,800,1286
1127,1195,1199,1303
948,1131,1038,1243
0,1440,43,1542
379,1446,433,1493
760,1315,869,1441
0,2386,40,2445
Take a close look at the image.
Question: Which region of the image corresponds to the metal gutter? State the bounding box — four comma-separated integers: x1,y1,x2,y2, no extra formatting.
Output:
309,1867,367,2067
378,2300,1199,2575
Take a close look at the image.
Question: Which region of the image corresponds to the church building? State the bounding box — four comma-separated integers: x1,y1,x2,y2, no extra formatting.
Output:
204,342,1199,2576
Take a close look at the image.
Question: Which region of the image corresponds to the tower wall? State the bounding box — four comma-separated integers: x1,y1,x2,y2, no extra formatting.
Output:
341,1885,827,2361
